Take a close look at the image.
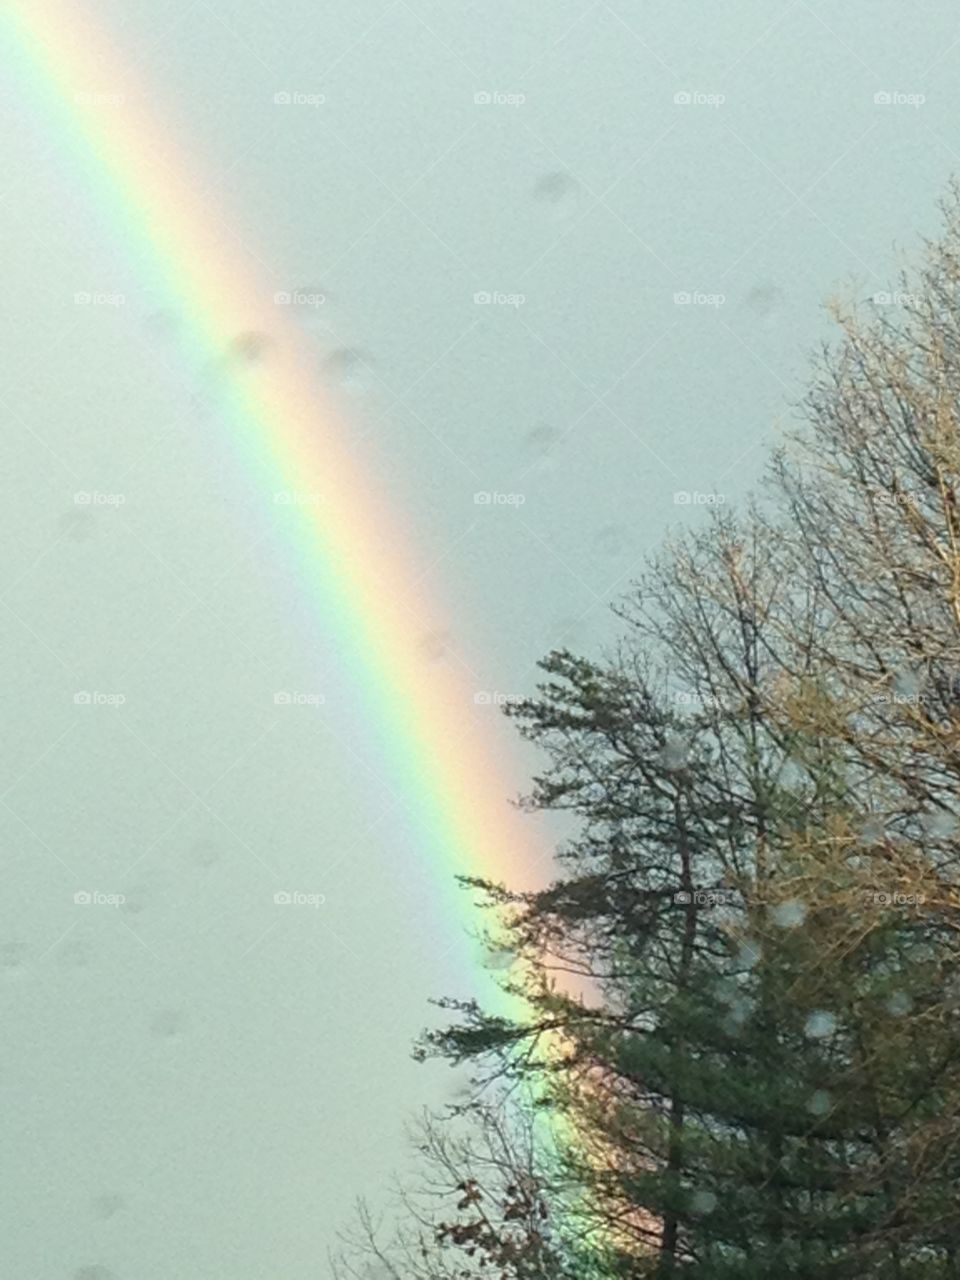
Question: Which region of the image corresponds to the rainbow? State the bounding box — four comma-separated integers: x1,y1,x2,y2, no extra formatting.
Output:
1,2,548,1004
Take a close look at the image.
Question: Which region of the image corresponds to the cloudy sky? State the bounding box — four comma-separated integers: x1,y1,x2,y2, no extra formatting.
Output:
2,2,959,1276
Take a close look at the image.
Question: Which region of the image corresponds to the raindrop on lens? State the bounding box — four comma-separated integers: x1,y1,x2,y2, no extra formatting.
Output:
922,809,958,840
807,1089,832,1116
771,900,807,928
727,994,754,1025
743,282,785,320
228,330,271,366
805,1010,837,1039
892,667,922,700
886,990,912,1017
322,347,371,394
484,946,517,972
858,815,886,845
658,733,689,770
689,1189,717,1214
533,171,581,219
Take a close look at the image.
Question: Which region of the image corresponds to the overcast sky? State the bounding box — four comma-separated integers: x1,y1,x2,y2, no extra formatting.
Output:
3,2,960,1276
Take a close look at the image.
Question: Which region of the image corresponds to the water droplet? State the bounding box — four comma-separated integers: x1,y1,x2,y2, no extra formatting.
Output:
143,309,180,339
484,946,517,972
858,815,887,845
594,523,629,556
0,941,27,980
151,1008,184,1038
91,1193,125,1220
322,347,371,394
806,1089,832,1116
188,840,220,869
726,994,755,1026
525,424,561,455
58,939,94,969
922,809,958,840
689,1189,717,1214
892,667,922,700
549,616,589,648
779,759,806,790
228,331,271,366
885,990,912,1017
59,509,97,542
533,171,581,218
804,1010,837,1039
419,630,454,663
658,733,689,771
743,283,785,320
119,890,146,917
360,1265,395,1280
771,900,807,929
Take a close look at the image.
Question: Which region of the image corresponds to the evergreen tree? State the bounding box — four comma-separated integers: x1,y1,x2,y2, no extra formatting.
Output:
347,182,960,1279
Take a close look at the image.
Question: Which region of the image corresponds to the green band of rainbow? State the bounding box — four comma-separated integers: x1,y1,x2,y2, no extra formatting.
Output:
2,2,547,1007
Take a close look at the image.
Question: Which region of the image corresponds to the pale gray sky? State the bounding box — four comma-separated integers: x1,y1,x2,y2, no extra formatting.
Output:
2,2,959,1276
